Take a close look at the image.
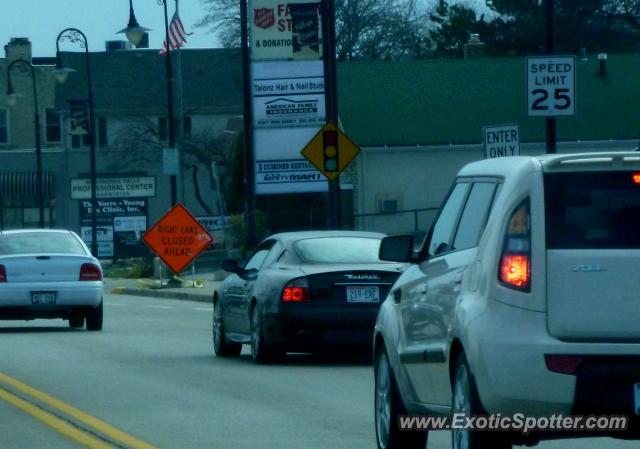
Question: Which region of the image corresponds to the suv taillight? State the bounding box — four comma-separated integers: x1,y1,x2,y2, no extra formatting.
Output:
80,263,102,281
0,265,6,282
499,199,531,291
282,277,310,302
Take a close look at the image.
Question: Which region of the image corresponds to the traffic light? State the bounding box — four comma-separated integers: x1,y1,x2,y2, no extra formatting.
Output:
322,130,339,173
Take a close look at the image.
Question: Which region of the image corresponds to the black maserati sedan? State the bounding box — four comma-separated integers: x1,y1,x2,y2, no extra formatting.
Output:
212,230,406,362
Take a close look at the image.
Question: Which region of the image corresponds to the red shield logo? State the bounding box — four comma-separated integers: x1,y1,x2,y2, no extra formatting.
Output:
254,8,275,29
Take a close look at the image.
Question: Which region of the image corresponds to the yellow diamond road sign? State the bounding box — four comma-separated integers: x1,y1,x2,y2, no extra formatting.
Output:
300,123,360,181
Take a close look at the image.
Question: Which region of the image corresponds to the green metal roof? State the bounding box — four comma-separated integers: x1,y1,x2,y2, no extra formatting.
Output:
55,48,243,115
337,55,640,146
54,49,640,146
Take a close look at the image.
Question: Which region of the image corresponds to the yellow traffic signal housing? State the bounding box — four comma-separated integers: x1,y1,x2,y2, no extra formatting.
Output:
301,123,360,181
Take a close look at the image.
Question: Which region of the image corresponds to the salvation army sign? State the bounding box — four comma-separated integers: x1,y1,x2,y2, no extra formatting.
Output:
250,0,322,60
255,8,275,29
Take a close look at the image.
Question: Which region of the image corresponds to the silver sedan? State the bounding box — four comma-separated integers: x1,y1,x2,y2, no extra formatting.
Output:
0,229,103,330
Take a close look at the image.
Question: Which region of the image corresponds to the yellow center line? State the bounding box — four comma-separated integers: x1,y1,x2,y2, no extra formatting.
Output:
0,371,163,449
0,387,115,449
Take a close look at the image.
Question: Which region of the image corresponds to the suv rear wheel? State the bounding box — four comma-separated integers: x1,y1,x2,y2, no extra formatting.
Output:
452,354,511,449
375,347,428,449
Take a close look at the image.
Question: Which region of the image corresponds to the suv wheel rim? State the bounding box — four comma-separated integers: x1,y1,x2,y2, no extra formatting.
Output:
375,353,391,449
213,303,223,348
251,308,260,359
453,364,471,449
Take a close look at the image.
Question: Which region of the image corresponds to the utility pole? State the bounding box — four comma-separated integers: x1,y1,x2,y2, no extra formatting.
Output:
322,0,341,229
545,0,556,153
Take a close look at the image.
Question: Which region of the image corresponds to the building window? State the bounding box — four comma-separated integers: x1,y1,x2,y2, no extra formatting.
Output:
158,117,167,142
0,109,7,144
46,109,62,143
71,118,108,148
71,133,90,149
183,116,192,139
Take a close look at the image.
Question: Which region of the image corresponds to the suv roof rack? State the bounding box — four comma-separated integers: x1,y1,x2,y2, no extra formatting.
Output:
542,152,640,170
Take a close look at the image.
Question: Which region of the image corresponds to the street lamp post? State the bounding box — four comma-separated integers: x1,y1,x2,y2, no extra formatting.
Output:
55,28,98,257
6,59,45,228
120,0,177,207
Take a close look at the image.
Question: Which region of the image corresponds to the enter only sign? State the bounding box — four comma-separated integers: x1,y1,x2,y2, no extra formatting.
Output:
143,204,213,274
483,124,519,159
527,56,575,117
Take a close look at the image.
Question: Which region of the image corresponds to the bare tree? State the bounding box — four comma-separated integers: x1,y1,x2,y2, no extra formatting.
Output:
196,0,432,60
109,117,241,214
196,0,242,48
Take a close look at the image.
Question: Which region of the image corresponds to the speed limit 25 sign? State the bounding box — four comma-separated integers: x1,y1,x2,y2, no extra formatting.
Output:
527,56,575,117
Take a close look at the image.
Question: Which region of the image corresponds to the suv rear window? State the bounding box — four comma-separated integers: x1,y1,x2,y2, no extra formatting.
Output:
545,171,640,249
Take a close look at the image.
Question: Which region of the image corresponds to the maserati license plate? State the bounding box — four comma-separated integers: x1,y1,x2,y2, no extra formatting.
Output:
346,286,380,303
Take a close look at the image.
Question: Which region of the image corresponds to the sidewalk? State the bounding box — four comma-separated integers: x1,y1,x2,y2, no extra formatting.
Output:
105,267,223,304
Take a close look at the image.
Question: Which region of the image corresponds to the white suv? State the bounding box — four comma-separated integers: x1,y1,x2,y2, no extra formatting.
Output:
373,152,640,449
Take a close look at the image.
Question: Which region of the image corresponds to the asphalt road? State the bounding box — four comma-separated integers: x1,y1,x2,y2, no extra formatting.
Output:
0,293,636,449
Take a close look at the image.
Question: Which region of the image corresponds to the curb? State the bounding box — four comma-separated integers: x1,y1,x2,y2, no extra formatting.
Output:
112,287,212,304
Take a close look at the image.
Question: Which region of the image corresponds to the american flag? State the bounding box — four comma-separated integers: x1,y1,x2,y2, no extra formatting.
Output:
159,1,193,56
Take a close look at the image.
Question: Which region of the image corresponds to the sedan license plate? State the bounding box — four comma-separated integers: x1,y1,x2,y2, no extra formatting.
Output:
31,292,56,305
346,286,380,303
635,383,640,415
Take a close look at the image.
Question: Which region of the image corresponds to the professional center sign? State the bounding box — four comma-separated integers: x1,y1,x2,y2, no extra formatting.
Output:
250,0,322,60
71,177,156,199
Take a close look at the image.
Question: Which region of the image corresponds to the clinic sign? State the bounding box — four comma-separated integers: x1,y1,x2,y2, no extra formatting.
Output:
527,56,575,117
483,125,520,159
71,176,156,199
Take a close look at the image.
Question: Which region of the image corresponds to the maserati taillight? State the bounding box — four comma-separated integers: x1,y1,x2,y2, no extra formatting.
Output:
282,277,310,302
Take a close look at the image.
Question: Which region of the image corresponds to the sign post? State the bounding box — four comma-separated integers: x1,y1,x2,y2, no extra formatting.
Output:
143,204,214,274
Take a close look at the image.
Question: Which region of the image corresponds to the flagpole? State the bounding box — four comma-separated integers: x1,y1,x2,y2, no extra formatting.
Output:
162,0,178,207
173,0,185,205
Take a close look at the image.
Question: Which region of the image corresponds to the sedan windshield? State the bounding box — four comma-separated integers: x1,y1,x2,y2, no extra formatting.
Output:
0,232,87,255
294,237,382,263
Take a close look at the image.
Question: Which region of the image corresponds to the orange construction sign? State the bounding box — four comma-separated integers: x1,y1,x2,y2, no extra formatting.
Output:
143,203,214,274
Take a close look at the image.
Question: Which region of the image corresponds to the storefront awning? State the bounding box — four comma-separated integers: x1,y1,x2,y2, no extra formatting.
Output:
0,172,54,198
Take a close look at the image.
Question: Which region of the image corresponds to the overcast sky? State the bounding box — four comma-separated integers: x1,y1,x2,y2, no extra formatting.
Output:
0,0,216,57
0,0,492,58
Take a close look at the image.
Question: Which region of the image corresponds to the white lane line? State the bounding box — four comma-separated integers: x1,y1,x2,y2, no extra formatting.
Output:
106,303,129,307
146,305,174,310
193,307,212,312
